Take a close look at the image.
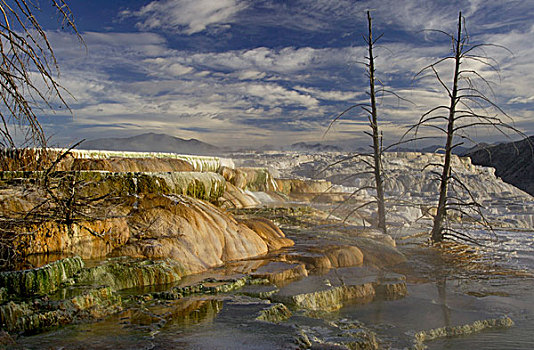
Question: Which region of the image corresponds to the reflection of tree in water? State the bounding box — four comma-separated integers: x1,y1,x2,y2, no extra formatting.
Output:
126,298,223,329
161,298,223,327
437,278,451,328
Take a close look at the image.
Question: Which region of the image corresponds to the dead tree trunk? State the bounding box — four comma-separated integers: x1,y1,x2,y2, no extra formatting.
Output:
431,12,463,242
325,11,388,234
367,11,387,235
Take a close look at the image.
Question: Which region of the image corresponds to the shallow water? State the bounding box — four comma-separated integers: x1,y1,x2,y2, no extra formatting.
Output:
340,279,534,349
16,219,534,350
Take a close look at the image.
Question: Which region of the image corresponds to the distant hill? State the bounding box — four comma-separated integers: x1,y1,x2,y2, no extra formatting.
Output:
467,136,534,196
79,133,219,156
284,142,342,153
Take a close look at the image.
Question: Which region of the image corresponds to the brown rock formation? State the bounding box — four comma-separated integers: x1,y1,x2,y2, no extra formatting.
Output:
275,178,332,195
113,194,293,274
283,245,364,270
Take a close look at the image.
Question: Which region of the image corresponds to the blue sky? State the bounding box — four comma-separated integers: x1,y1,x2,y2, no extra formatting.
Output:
34,0,534,148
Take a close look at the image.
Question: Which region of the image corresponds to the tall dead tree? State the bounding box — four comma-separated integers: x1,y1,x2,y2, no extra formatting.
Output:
0,1,79,148
406,12,525,243
0,1,80,269
326,11,387,234
366,11,387,234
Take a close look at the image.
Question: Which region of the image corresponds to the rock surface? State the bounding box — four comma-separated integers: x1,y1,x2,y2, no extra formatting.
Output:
413,316,514,347
238,218,295,251
255,303,292,323
219,182,260,209
283,244,365,270
251,261,308,285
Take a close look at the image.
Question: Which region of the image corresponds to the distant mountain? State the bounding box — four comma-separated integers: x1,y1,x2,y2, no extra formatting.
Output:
467,136,534,196
389,144,472,155
285,142,342,153
79,133,219,156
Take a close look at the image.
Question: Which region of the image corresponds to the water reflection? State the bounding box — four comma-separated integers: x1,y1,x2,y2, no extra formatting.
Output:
437,278,451,328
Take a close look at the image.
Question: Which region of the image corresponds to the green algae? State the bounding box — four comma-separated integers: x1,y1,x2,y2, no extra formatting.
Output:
277,283,376,312
255,303,292,323
242,168,277,191
0,170,226,202
0,256,84,297
0,286,121,334
151,276,269,301
76,257,183,291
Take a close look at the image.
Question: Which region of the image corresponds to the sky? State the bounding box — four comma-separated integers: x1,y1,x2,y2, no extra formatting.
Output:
30,0,534,149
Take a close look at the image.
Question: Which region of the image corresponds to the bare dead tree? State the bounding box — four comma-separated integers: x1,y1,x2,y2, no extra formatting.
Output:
0,146,128,270
326,11,388,234
405,12,527,243
0,1,80,148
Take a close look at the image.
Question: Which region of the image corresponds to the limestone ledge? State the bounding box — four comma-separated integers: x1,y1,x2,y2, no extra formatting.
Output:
0,171,226,202
272,269,407,312
296,318,379,350
413,316,514,349
16,218,130,259
231,151,534,229
219,166,278,192
278,282,376,312
0,148,234,173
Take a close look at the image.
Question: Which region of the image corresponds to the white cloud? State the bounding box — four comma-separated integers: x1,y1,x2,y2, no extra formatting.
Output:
122,0,248,34
186,46,361,74
40,0,534,148
235,70,267,80
244,83,319,108
144,58,194,77
294,86,362,101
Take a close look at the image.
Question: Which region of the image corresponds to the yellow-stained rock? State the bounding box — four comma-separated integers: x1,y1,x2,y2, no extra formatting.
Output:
238,218,294,251
276,282,376,312
16,218,130,259
219,167,277,191
283,245,364,270
251,261,308,285
275,178,332,195
321,245,364,268
219,166,247,189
